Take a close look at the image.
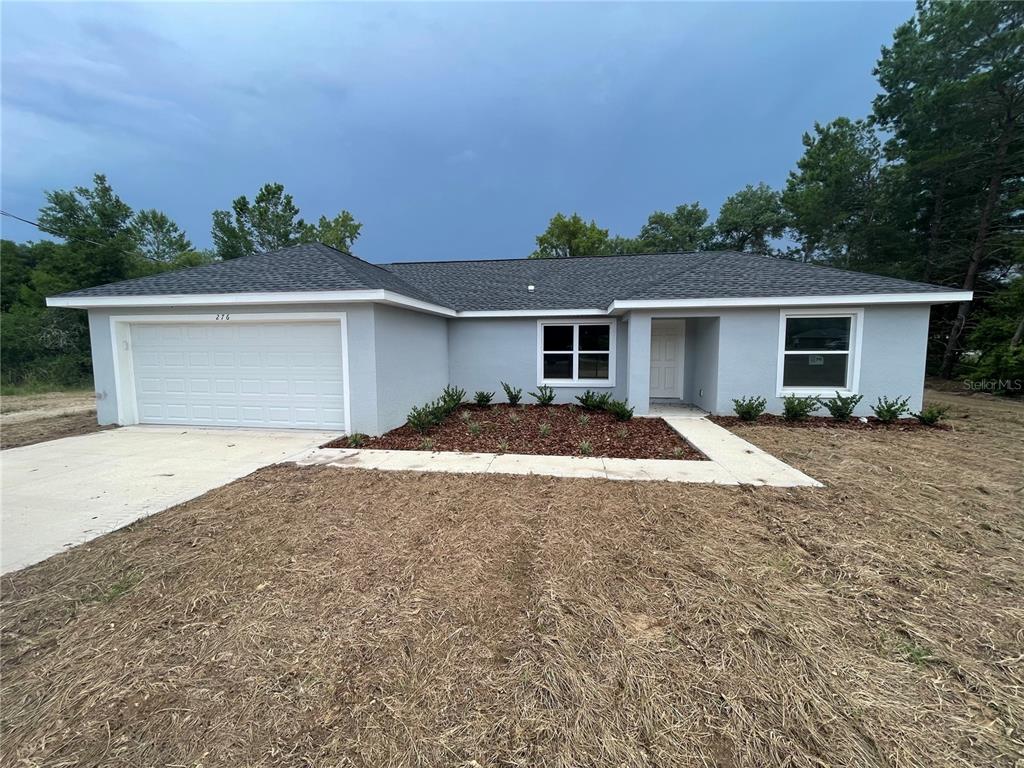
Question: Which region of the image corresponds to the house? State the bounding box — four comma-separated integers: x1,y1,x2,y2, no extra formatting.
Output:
47,243,971,435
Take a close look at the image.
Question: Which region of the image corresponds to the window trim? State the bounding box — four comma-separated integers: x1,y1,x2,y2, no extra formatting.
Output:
776,309,863,397
536,319,617,387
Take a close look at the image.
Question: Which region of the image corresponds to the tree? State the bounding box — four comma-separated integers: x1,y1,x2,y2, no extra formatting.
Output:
530,213,610,259
713,183,787,254
212,182,363,259
873,0,1024,376
636,203,713,253
781,118,884,265
132,209,193,262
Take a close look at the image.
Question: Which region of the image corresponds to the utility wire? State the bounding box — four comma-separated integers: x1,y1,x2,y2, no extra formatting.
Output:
1,209,161,262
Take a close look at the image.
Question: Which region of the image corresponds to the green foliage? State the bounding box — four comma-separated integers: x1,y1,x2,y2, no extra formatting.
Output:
605,399,634,421
131,209,193,262
466,421,482,437
440,385,466,413
301,212,362,252
782,395,820,421
530,213,610,259
637,203,713,253
529,385,556,405
577,413,589,426
418,437,434,451
578,440,593,456
496,439,509,453
407,403,440,434
964,279,1024,394
459,410,472,422
732,396,767,421
714,183,787,254
821,392,864,421
500,381,522,405
913,404,950,426
473,390,494,406
575,390,611,410
346,433,366,448
872,395,911,423
538,422,552,437
616,425,629,439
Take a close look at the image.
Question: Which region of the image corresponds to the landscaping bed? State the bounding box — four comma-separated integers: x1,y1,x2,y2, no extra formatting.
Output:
710,414,952,431
324,403,706,460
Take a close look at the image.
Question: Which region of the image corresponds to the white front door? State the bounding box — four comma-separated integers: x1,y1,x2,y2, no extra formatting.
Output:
650,327,682,398
130,321,346,430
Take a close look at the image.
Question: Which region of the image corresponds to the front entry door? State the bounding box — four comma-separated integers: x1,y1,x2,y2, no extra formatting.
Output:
650,327,682,398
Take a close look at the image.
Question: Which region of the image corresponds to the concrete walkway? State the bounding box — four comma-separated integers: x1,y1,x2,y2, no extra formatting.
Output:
1,426,334,574
295,416,822,488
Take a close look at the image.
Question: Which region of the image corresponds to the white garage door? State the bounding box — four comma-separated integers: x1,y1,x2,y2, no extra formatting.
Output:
130,322,346,430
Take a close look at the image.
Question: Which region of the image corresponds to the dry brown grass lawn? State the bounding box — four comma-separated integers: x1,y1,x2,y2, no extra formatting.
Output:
2,390,1022,766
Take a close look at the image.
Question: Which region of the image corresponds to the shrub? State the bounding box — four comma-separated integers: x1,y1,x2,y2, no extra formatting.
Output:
507,410,520,423
913,403,949,426
407,403,440,433
529,385,556,405
872,395,911,423
467,421,482,436
500,381,523,406
576,390,611,410
474,390,494,407
538,422,552,437
821,392,863,422
346,433,366,448
672,447,685,459
496,438,509,453
732,396,767,421
418,437,434,451
439,385,466,415
577,413,589,425
578,440,593,455
605,399,634,421
782,395,820,421
459,410,472,422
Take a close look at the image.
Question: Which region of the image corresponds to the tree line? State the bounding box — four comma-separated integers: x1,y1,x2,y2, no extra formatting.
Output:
2,0,1020,392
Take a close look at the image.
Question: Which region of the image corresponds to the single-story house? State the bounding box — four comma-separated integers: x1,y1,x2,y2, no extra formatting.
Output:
47,243,971,435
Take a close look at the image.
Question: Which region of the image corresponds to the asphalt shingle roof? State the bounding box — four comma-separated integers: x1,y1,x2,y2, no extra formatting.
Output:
57,244,960,311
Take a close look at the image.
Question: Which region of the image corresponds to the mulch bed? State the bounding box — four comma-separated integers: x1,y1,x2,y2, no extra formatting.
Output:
324,403,706,460
710,414,951,431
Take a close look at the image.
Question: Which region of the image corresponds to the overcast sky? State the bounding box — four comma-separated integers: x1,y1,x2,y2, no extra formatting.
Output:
1,1,912,263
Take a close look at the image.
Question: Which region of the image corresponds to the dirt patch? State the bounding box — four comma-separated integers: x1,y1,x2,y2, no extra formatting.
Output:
2,389,1022,766
710,413,951,431
0,390,95,418
324,403,706,460
1,411,112,450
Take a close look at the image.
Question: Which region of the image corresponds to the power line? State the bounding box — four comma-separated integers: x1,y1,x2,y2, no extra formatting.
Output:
1,209,161,262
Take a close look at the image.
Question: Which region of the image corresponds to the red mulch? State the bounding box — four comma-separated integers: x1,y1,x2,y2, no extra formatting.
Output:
709,414,952,431
324,404,707,460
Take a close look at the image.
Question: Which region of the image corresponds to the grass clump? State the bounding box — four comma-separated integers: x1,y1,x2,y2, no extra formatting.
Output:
578,440,593,455
538,422,552,437
418,437,434,451
346,433,366,448
496,439,509,453
467,421,482,437
577,413,589,426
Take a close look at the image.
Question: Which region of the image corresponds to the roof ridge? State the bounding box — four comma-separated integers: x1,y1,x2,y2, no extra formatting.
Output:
381,249,728,267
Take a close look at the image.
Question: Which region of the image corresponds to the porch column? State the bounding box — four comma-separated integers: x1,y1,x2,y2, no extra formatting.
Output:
626,311,652,415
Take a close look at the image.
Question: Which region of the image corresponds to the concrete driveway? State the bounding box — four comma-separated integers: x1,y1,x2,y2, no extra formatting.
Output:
0,425,334,574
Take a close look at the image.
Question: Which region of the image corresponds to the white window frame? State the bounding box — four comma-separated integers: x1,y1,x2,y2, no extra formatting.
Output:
536,319,616,387
776,308,863,397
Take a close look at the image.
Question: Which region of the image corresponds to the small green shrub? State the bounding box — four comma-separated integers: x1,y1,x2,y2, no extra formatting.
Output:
577,413,590,426
782,395,820,421
605,399,634,421
474,390,494,407
496,438,509,453
467,421,482,436
913,403,950,426
407,403,439,433
418,437,434,451
538,422,552,437
578,440,593,455
732,396,767,421
346,432,366,448
439,385,466,415
576,390,611,410
529,385,556,406
500,381,522,406
872,395,911,423
821,392,863,422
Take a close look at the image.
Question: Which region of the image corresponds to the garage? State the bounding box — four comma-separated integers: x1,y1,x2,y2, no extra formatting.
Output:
128,321,347,430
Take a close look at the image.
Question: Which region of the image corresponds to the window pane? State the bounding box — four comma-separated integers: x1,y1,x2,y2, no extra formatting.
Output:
543,325,574,352
578,353,609,379
543,353,573,379
783,353,848,387
579,324,610,351
785,317,851,351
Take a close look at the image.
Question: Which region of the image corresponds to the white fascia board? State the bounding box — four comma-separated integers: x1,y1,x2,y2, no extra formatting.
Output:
47,289,457,317
457,308,607,318
607,291,973,312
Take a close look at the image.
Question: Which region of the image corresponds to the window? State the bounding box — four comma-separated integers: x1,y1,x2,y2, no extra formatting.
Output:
778,311,861,395
538,321,615,385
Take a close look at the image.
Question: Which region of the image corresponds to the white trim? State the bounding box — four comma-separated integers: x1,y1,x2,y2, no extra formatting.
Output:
536,319,617,387
108,311,351,433
49,289,456,317
47,289,971,316
775,308,864,397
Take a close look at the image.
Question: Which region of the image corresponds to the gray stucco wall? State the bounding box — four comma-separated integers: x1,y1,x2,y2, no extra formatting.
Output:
448,317,628,403
712,304,931,416
372,304,450,433
683,316,720,412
